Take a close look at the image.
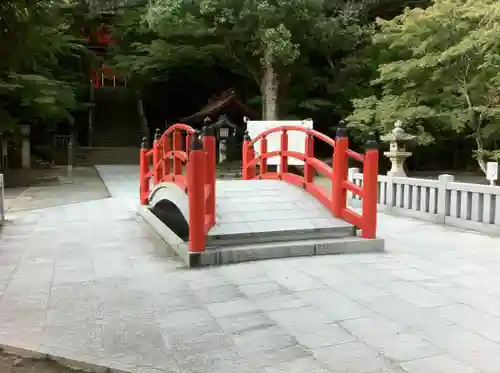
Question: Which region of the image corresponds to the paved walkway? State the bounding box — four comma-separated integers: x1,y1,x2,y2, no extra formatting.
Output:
0,165,500,373
4,167,110,214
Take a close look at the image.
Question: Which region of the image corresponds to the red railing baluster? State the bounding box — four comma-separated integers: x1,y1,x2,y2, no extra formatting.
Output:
332,127,348,218
304,134,314,185
185,132,191,154
162,132,170,178
153,129,161,184
260,137,268,175
280,130,288,176
173,131,182,175
139,137,149,205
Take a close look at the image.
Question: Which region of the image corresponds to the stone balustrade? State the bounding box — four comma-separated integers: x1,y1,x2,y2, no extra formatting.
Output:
349,168,500,235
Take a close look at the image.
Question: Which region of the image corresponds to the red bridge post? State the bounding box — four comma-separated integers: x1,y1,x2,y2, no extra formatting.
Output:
188,132,207,252
203,124,216,228
153,129,161,184
242,131,255,180
362,133,379,239
332,127,348,217
139,137,149,205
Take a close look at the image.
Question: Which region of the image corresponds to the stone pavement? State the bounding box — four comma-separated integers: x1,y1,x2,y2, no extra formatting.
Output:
0,165,500,372
4,167,109,214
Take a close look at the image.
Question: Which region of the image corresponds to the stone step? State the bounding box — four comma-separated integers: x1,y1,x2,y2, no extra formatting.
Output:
200,236,384,266
205,223,356,249
76,147,139,165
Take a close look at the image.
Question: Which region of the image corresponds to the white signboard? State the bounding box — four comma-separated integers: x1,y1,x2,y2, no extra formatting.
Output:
245,119,313,166
486,162,498,182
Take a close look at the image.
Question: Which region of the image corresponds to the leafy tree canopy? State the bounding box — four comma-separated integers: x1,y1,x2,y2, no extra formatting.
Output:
116,0,377,120
0,0,95,133
347,0,500,171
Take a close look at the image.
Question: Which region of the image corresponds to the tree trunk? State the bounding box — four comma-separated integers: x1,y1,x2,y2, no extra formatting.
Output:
261,61,279,120
474,128,487,175
136,94,149,144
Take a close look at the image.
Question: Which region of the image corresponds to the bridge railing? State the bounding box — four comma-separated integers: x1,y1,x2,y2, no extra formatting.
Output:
242,127,379,239
139,123,216,252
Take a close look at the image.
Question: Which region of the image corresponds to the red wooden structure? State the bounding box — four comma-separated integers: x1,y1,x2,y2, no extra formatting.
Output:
139,124,379,252
85,22,121,88
139,124,216,253
242,127,379,239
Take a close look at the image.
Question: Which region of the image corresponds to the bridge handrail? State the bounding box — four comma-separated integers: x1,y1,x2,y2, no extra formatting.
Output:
139,123,216,253
246,126,336,149
242,126,379,239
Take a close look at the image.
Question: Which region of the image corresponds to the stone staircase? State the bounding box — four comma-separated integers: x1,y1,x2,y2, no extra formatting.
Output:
77,87,145,166
76,146,139,166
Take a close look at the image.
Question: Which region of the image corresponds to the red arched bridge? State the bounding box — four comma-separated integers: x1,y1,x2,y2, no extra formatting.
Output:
139,123,383,267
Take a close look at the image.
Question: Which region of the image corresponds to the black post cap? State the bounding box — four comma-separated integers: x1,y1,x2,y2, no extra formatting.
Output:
190,130,203,150
203,117,212,125
202,124,215,136
140,137,148,149
365,132,378,150
244,131,251,141
154,128,161,141
336,126,347,138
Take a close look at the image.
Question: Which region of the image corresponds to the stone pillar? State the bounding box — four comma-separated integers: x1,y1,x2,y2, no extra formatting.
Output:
21,137,30,169
20,124,31,169
218,140,227,164
1,138,7,168
436,174,455,224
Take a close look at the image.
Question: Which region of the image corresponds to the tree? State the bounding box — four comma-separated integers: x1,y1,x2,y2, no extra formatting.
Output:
0,0,94,133
347,0,500,174
143,0,370,120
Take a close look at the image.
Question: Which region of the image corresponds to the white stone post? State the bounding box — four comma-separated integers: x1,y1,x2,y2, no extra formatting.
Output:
67,137,74,176
437,174,455,224
0,173,4,223
385,172,395,210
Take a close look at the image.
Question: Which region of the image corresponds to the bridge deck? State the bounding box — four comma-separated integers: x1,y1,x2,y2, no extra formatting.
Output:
143,178,382,266
210,180,351,237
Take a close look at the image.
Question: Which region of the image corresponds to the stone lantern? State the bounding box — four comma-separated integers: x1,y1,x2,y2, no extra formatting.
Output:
380,120,415,176
205,115,238,164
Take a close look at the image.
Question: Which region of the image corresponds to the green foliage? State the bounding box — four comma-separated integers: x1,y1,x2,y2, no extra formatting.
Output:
113,0,378,118
348,0,500,170
0,0,94,133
